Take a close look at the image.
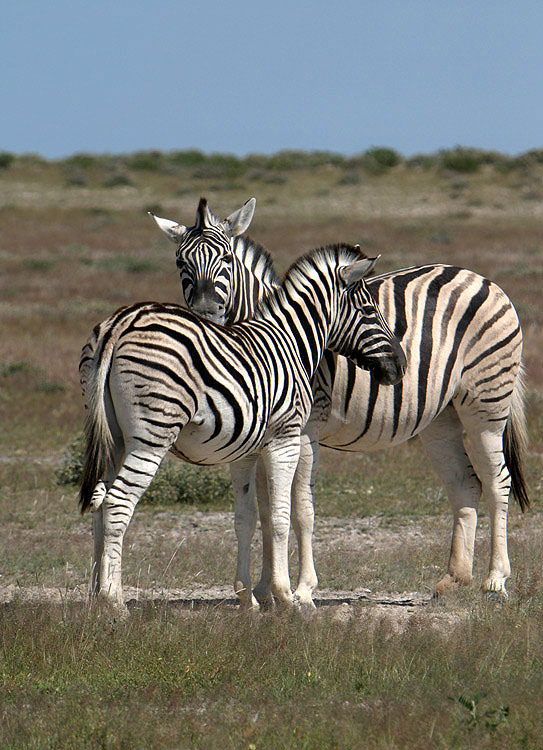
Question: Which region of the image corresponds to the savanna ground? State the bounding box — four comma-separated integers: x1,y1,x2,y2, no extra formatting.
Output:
1,148,543,748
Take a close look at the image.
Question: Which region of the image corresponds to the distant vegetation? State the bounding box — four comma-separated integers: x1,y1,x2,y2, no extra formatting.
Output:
2,146,543,182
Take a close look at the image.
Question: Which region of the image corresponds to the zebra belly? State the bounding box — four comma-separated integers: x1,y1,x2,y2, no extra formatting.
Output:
172,385,273,464
315,358,455,451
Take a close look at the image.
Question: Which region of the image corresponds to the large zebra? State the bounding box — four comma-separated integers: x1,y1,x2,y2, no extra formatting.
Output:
79,243,405,609
153,199,529,604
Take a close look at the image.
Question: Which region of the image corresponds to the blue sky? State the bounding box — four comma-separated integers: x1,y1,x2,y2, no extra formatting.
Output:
3,1,543,159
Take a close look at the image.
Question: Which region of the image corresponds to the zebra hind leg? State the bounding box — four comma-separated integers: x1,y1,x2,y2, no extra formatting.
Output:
458,415,513,598
419,405,482,596
90,481,107,599
95,444,169,608
90,436,125,599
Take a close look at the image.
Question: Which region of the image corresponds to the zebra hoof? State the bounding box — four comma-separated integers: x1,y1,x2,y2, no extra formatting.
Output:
481,585,508,603
254,594,275,612
482,574,509,601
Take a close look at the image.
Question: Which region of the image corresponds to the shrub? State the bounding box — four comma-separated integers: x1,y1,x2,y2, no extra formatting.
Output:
126,150,164,171
0,152,15,169
249,150,345,171
142,461,232,506
348,148,402,175
168,150,207,168
55,434,85,486
102,171,133,187
56,436,233,507
406,153,439,170
440,147,482,173
337,170,363,186
62,153,98,170
192,154,246,180
364,147,402,169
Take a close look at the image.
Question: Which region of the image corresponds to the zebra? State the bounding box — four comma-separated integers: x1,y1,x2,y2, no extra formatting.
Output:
149,197,278,325
154,200,529,604
79,242,406,609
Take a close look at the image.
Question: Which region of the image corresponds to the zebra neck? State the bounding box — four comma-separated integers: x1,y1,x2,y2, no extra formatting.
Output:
230,237,279,320
231,260,276,321
255,284,329,380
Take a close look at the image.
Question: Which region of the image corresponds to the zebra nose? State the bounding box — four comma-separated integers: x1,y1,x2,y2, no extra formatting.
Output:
378,340,407,385
192,300,226,324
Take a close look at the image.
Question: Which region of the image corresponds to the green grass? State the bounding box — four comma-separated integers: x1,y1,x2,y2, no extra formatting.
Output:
1,149,543,748
1,597,543,749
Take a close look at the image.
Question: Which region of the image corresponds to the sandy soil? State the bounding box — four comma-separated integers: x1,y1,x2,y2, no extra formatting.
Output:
3,508,533,633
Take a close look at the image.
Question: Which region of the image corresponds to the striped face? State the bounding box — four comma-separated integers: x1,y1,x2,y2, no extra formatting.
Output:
176,226,233,324
335,276,406,385
150,197,257,326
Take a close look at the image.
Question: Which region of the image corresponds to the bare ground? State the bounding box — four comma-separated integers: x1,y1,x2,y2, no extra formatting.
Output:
3,509,538,633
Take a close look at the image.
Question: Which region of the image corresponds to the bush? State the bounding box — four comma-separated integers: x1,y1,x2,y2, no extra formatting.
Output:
62,153,98,170
337,170,363,185
55,434,85,486
126,150,164,171
192,154,247,180
405,153,439,170
168,150,207,168
364,147,402,169
56,436,233,507
0,152,15,169
440,147,482,173
142,461,232,506
247,150,345,171
348,148,402,175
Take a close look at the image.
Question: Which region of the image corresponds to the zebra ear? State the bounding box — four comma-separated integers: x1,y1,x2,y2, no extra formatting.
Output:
148,212,187,244
339,255,380,286
223,197,256,237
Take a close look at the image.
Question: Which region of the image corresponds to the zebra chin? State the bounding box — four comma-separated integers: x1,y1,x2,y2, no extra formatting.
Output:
354,344,407,386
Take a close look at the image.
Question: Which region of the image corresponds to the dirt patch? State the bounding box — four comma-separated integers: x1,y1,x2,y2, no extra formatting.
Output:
0,580,454,634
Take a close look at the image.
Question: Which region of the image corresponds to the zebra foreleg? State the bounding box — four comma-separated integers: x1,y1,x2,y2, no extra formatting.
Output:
290,431,319,609
230,457,260,610
261,435,301,606
252,458,275,609
419,406,481,596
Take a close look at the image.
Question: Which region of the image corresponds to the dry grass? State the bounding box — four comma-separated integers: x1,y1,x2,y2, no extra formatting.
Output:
1,153,543,748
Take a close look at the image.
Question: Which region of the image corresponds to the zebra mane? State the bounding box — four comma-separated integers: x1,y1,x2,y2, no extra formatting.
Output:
281,243,370,284
232,234,280,287
254,244,370,320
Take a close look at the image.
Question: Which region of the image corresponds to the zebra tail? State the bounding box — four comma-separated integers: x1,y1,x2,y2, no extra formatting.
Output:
79,349,115,515
503,363,530,512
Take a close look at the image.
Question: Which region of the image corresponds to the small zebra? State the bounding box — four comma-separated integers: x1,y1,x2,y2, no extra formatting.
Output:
154,199,529,603
79,243,405,609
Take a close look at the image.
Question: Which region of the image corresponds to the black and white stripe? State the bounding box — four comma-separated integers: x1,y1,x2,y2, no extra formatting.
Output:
79,244,405,608
155,201,528,603
150,197,278,324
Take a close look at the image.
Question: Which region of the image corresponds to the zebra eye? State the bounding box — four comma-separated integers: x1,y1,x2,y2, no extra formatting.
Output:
222,253,233,264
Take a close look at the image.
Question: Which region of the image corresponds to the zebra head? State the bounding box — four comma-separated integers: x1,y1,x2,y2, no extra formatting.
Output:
150,197,256,324
332,248,406,385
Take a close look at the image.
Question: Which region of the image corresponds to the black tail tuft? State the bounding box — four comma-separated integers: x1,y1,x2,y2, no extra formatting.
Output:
504,418,530,513
78,411,111,514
